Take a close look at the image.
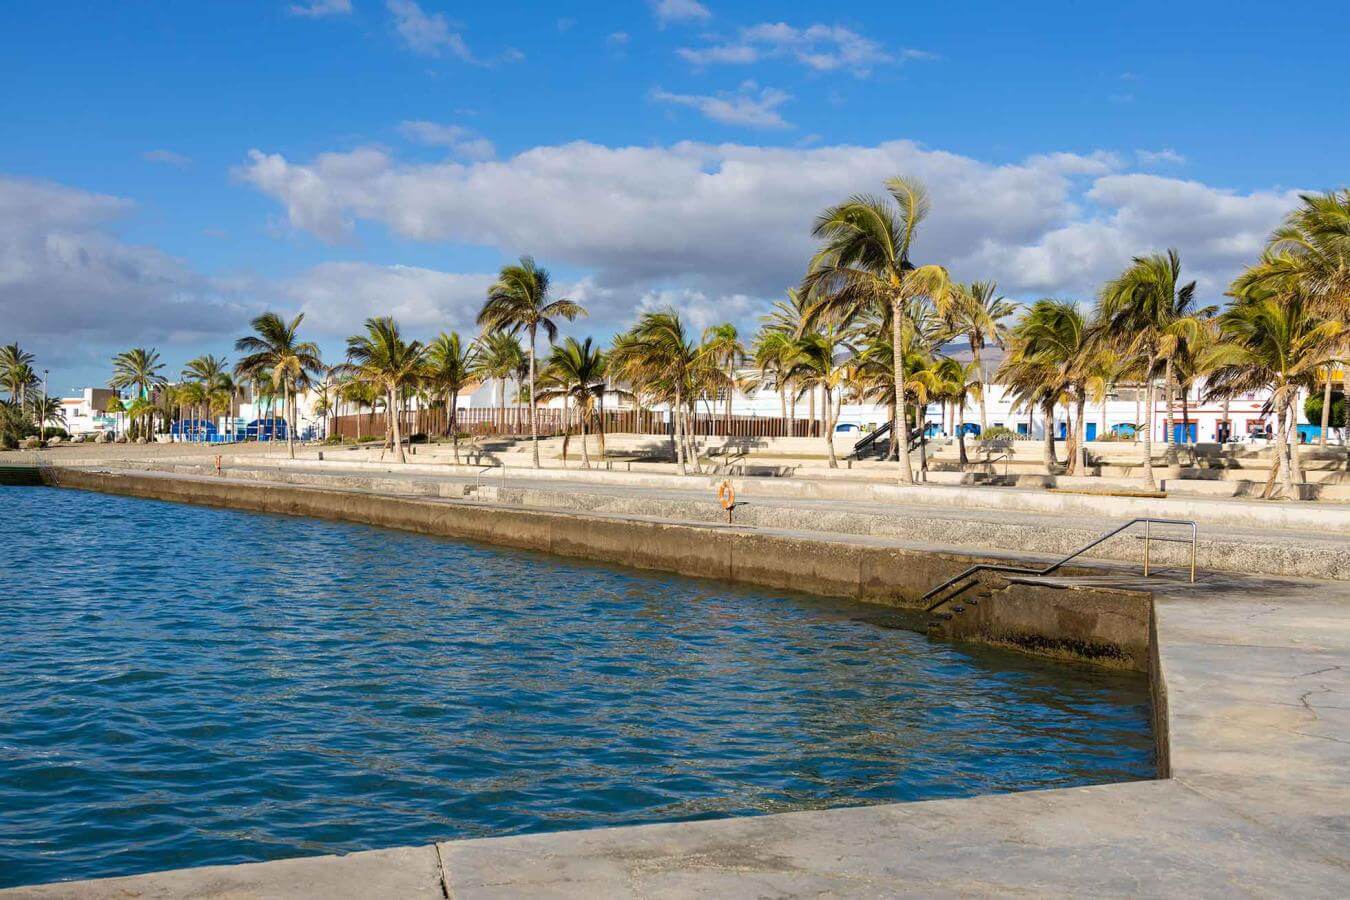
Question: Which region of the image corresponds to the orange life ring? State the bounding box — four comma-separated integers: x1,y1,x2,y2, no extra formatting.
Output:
717,479,735,510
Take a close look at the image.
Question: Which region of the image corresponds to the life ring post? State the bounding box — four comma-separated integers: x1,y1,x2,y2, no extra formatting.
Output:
717,479,736,525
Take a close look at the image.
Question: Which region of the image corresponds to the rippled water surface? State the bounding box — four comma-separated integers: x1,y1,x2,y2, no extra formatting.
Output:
0,486,1153,887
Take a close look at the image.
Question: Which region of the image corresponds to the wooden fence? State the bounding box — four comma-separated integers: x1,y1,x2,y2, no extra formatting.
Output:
330,407,822,441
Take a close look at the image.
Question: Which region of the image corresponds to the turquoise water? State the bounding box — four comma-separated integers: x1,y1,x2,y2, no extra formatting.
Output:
0,486,1153,888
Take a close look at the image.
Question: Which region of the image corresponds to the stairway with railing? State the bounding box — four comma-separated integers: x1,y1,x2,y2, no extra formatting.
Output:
922,517,1198,615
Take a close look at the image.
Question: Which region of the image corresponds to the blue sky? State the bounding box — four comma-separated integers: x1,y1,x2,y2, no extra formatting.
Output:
2,0,1346,391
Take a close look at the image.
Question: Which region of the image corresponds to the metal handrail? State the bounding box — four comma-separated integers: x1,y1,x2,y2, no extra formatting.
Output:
922,517,1197,612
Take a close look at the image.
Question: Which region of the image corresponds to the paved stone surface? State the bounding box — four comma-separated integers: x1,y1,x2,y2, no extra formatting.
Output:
6,466,1348,897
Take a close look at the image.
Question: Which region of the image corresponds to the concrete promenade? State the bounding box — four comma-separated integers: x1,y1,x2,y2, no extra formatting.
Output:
4,448,1348,897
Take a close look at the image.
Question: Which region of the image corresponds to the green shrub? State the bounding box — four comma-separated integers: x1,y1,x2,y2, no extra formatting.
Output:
1305,391,1345,429
980,425,1020,441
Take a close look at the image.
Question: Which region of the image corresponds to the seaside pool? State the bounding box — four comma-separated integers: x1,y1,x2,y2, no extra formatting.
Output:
0,486,1153,888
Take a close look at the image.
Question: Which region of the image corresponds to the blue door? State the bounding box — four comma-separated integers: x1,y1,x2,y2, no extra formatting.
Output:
1056,422,1067,439
1086,423,1097,441
1172,423,1197,443
1017,422,1028,435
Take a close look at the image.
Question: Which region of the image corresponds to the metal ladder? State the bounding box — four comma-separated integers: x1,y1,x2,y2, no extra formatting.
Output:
922,517,1197,613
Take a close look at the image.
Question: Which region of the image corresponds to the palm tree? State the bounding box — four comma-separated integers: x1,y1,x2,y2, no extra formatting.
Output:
183,354,231,442
537,337,611,468
472,331,524,434
110,347,166,401
1206,279,1345,497
233,313,323,459
1097,250,1205,490
801,176,951,483
0,343,36,406
950,281,1018,435
1237,190,1350,441
425,331,478,463
29,395,64,441
175,382,208,442
609,310,706,475
783,327,854,467
339,377,378,442
702,323,744,433
110,348,167,439
343,317,426,464
478,257,586,467
933,356,983,470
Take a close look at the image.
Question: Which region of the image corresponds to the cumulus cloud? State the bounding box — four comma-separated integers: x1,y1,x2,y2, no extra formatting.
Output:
679,22,909,76
236,138,1301,316
277,262,494,338
0,177,248,376
651,82,792,129
289,0,352,17
398,120,495,160
651,0,711,27
143,149,192,167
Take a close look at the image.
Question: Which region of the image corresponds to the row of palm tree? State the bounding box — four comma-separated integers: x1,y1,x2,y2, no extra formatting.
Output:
84,180,1342,494
0,343,64,444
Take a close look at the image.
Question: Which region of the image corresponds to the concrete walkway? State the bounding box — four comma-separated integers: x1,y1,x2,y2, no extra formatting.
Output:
6,573,1346,898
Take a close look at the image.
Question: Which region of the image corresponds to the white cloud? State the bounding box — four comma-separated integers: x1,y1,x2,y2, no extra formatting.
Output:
386,0,474,60
237,137,1301,315
398,120,496,160
679,22,907,76
608,32,630,46
0,177,247,374
143,149,192,167
289,0,352,17
278,262,494,338
1136,148,1186,166
651,82,792,129
651,0,711,27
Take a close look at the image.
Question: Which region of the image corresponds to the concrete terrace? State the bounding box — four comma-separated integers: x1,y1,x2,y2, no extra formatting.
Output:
3,444,1348,897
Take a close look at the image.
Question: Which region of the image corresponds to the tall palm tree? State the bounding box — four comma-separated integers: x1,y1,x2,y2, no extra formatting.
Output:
751,328,798,425
477,257,586,467
1236,189,1350,441
933,355,983,470
110,347,166,401
1206,279,1345,497
702,323,745,432
1097,250,1204,490
110,348,167,438
343,317,426,464
801,176,951,483
0,343,36,405
233,313,323,460
425,331,478,463
951,281,1018,435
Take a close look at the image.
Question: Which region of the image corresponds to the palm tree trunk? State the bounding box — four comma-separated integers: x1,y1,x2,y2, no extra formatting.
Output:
726,363,733,435
973,341,988,435
390,389,406,464
1134,386,1141,443
448,394,461,464
1043,401,1056,474
1288,397,1304,490
1319,369,1333,446
581,415,591,469
1141,360,1157,490
825,385,838,468
672,387,686,475
597,390,606,460
1163,359,1175,461
1077,395,1088,475
528,326,540,467
891,301,914,484
284,381,295,459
